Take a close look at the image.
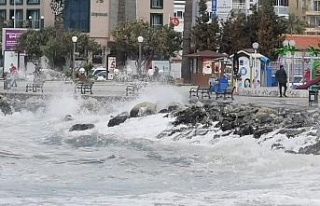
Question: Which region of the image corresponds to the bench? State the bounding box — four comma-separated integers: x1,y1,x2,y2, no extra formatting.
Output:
26,81,45,93
215,86,235,100
189,85,211,99
126,84,140,96
75,81,94,94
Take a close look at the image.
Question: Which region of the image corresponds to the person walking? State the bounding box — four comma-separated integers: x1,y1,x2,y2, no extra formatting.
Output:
275,64,288,97
9,63,18,87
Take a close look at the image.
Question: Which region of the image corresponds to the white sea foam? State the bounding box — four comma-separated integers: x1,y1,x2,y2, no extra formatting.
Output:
1,85,320,205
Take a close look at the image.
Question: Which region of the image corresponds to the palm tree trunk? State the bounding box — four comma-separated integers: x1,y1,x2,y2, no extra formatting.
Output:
181,0,193,84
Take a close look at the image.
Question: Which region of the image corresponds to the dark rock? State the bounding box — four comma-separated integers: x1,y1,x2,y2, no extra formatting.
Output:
235,124,254,136
298,141,320,155
64,114,73,121
69,124,95,132
253,127,274,139
130,102,157,118
159,109,168,113
277,128,306,138
107,112,129,127
0,95,12,115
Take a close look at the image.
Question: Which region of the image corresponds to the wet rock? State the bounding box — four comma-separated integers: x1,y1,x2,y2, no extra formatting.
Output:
0,95,12,115
69,124,95,132
253,127,274,139
298,141,320,155
158,109,168,114
130,102,157,118
64,114,74,121
107,112,129,127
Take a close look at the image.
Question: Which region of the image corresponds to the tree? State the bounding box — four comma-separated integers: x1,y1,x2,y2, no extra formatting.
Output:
220,11,251,55
16,27,100,69
181,0,193,84
286,13,306,34
192,0,220,51
256,0,279,59
111,20,182,66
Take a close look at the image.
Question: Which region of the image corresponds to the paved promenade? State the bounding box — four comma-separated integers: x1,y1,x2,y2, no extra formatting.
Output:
0,80,315,109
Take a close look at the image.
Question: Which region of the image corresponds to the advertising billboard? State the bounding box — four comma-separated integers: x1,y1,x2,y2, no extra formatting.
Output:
2,28,28,53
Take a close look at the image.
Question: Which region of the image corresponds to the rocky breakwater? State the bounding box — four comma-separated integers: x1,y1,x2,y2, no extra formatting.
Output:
105,101,320,155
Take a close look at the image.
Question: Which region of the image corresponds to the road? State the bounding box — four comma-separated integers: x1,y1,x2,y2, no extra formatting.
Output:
0,80,315,109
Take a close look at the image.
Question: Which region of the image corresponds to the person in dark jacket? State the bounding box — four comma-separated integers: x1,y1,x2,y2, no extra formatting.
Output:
275,64,288,97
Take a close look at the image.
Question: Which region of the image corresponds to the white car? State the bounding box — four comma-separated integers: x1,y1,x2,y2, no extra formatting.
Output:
91,67,107,76
289,77,304,89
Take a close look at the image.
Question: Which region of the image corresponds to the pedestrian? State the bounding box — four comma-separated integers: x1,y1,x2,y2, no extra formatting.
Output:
9,63,18,87
275,64,287,97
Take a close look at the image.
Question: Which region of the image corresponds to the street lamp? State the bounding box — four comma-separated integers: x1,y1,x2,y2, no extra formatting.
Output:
72,36,78,82
28,16,32,28
252,42,259,88
288,40,296,84
282,40,296,84
40,16,44,29
137,36,144,77
11,16,15,28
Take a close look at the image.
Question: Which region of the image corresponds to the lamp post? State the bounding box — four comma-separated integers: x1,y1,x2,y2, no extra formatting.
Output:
282,40,296,85
252,42,259,88
11,16,15,28
137,36,144,77
13,0,16,28
288,40,296,85
40,16,44,29
28,16,32,28
72,36,78,82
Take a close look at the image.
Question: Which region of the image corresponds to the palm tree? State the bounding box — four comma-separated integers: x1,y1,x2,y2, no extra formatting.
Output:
181,0,193,84
286,13,306,35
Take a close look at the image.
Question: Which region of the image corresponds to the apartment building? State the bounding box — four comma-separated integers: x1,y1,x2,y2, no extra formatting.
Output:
0,0,173,47
0,0,47,29
173,0,289,34
289,0,320,34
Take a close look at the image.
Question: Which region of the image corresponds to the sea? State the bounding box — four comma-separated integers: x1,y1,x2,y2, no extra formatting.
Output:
1,85,320,206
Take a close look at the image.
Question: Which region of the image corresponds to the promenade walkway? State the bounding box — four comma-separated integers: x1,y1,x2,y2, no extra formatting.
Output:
0,80,316,109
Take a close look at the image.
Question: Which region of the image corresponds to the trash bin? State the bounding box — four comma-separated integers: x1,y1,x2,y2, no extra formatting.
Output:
309,90,318,106
4,78,11,90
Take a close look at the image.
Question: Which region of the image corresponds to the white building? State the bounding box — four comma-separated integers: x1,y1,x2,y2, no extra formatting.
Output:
173,0,289,33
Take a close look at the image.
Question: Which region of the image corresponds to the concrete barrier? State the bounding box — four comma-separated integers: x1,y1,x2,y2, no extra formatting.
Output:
238,87,309,98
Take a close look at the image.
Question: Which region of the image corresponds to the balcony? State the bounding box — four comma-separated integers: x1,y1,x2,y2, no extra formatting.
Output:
305,10,320,16
232,3,246,10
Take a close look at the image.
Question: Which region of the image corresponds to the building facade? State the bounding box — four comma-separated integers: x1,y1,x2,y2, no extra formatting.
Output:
289,0,320,34
0,0,174,48
0,0,46,29
173,0,289,34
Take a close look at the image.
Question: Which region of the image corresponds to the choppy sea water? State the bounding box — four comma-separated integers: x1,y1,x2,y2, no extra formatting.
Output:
1,86,320,206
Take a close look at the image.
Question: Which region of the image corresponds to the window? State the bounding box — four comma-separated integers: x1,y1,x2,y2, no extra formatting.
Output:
0,10,6,20
10,0,23,5
150,13,163,27
0,0,6,5
64,0,90,32
27,0,39,4
150,0,163,9
176,11,183,18
314,1,320,11
27,9,40,28
10,9,23,27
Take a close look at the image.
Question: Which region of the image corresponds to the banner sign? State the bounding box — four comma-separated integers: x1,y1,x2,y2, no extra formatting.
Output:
212,0,217,18
2,28,28,52
107,56,116,80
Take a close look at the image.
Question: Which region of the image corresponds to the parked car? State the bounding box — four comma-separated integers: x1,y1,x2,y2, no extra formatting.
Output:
91,67,107,76
94,70,107,81
289,76,304,89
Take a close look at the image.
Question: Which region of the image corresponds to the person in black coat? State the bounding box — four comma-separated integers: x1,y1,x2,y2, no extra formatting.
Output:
275,65,288,97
